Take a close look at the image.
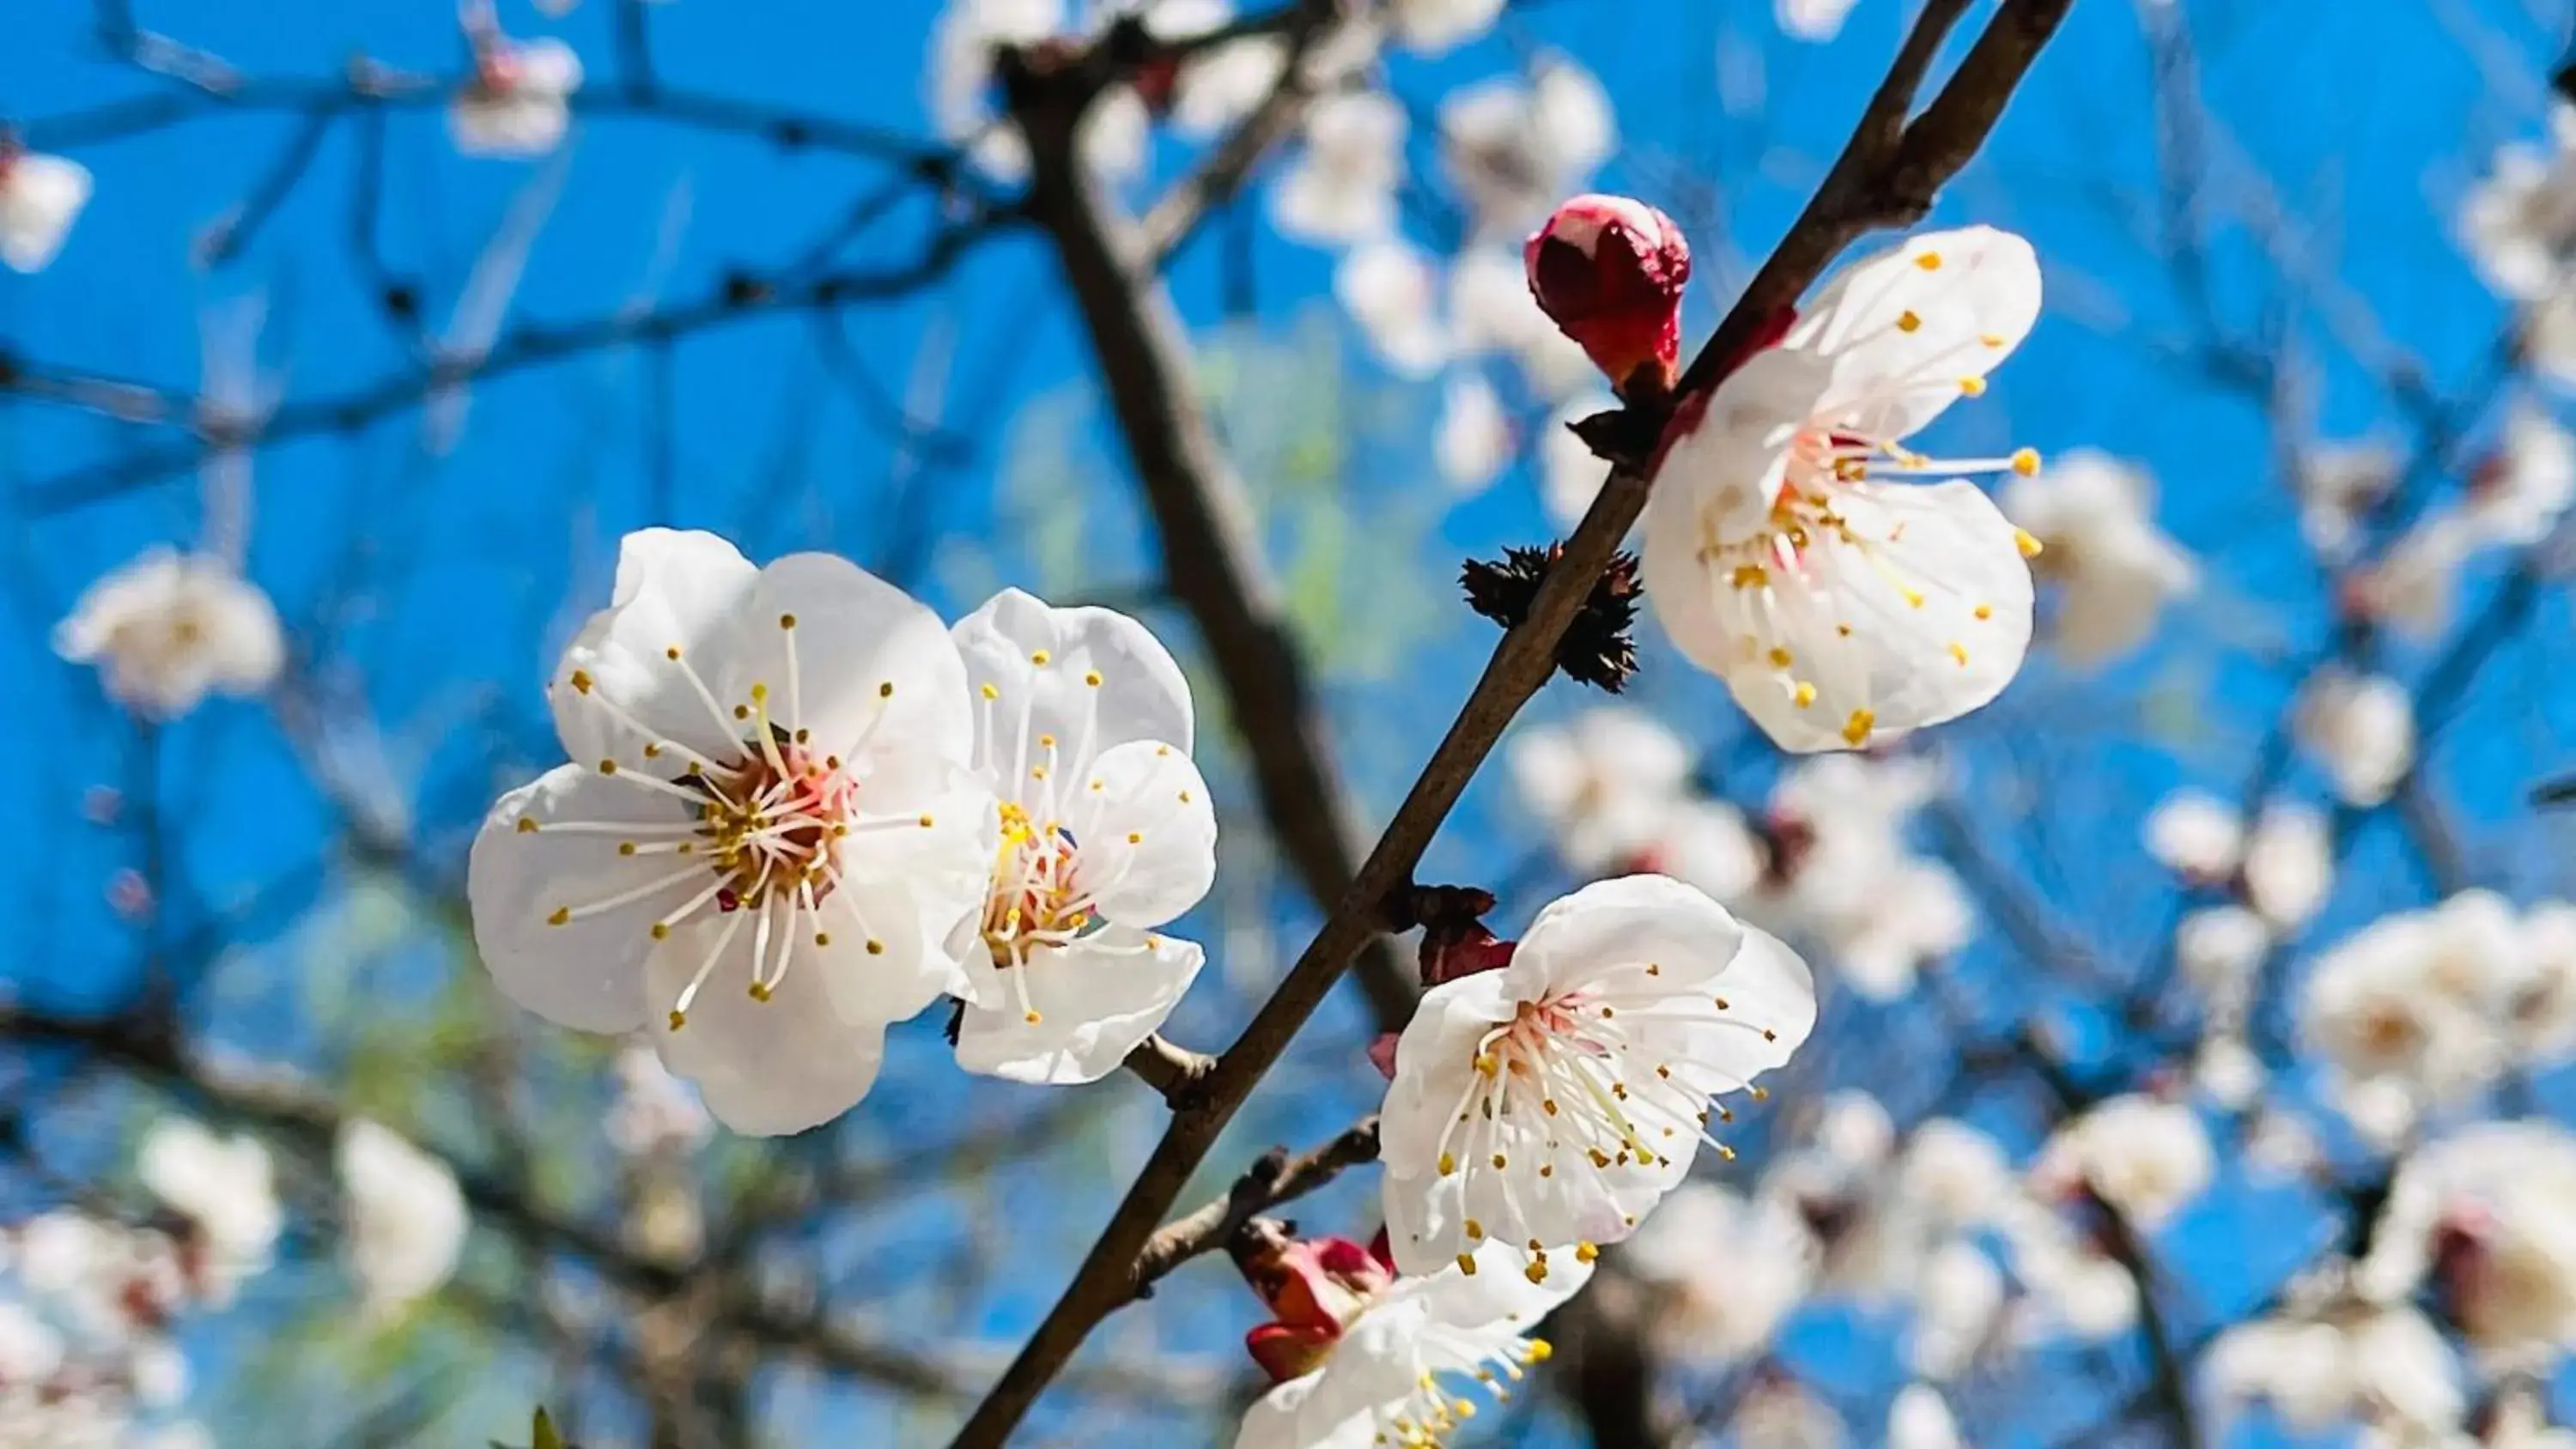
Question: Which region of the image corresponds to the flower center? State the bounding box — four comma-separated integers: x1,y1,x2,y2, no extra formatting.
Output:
1370,1330,1554,1448
981,802,1096,967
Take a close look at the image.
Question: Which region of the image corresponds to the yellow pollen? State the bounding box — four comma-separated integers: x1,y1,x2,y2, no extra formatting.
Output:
1837,622,1853,637
750,683,769,702
815,932,831,947
1031,766,1048,781
1843,709,1875,747
650,923,670,940
981,682,999,700
1453,1401,1476,1420
747,981,772,1002
643,743,662,758
1474,1053,1498,1077
667,1010,686,1031
1464,1218,1485,1240
1896,309,1922,332
1030,649,1051,665
618,842,637,856
1084,670,1103,686
1543,1098,1559,1116
732,705,750,720
1127,831,1143,844
866,939,885,955
1767,646,1793,668
1752,1085,1771,1100
1575,1241,1600,1264
569,669,593,694
1981,330,2007,347
1438,1152,1458,1175
1178,790,1194,803
665,646,682,660
1491,1152,1507,1169
1974,603,1994,621
2015,528,2045,558
597,758,618,774
1959,376,1987,397
878,681,895,699
2011,446,2041,476
779,613,797,629
1903,587,1927,609
1948,641,1970,666
1524,1263,1548,1284
1730,563,1769,589
1024,1009,1042,1024
546,906,569,926
917,813,935,828
1916,251,1942,270
1038,733,1056,749
1793,682,1819,708
1457,1253,1478,1276
516,817,538,834
1525,1339,1552,1363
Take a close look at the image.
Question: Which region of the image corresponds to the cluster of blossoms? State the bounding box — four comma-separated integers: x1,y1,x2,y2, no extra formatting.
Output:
1509,707,1973,1000
469,529,1218,1133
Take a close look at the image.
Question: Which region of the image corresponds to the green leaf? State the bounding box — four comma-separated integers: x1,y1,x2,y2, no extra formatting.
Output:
532,1407,565,1449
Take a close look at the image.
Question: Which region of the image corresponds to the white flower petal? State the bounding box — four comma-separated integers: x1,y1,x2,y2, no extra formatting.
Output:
954,929,1206,1083
468,764,690,1032
956,587,1194,761
712,552,973,765
0,152,91,273
1789,227,2042,440
646,913,890,1136
551,529,759,763
1071,739,1218,927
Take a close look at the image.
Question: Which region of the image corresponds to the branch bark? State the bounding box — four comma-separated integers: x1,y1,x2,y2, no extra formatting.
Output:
951,3,2076,1442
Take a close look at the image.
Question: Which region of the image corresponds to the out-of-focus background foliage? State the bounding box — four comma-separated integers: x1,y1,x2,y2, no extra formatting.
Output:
7,0,2576,1444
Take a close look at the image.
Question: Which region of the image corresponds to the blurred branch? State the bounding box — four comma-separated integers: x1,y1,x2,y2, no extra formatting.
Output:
951,3,2076,1442
1132,1115,1382,1292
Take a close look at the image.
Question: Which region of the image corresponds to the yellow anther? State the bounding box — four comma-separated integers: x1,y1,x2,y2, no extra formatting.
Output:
917,813,935,828
732,704,750,719
516,817,538,834
1793,682,1819,708
2015,528,2044,558
1767,646,1793,668
1897,309,1922,332
1524,1262,1548,1284
878,681,895,699
1543,1098,1559,1116
747,981,772,1002
1491,1152,1507,1169
1038,733,1056,749
643,743,662,759
1474,1053,1498,1077
1438,1152,1458,1176
1030,649,1051,665
597,758,619,774
1575,1241,1600,1263
569,669,593,694
1179,790,1194,803
1024,1009,1042,1024
1980,330,2007,347
750,682,769,701
814,932,831,947
2011,446,2041,476
1452,1401,1476,1420
1948,641,1970,666
779,613,798,629
1974,603,1994,621
1731,563,1769,589
667,1010,686,1031
1127,831,1143,844
981,682,999,700
1843,709,1875,747
618,841,637,856
1915,251,1942,270
1902,587,1927,609
1464,1218,1485,1240
651,923,670,940
547,906,570,926
1959,375,1987,397
866,939,885,955
1457,1252,1478,1276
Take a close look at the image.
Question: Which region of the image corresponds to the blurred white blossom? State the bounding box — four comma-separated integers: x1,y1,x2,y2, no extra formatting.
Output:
1438,59,1615,239
337,1120,467,1319
2358,1121,2576,1364
451,34,583,157
2464,105,2576,301
2293,670,2415,807
1273,90,1404,245
2000,450,2196,667
1504,706,1692,876
0,147,92,272
1624,1181,1819,1365
54,549,283,720
1334,239,1449,377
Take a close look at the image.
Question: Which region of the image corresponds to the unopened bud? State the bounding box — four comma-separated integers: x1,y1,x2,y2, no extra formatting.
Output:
1524,194,1691,398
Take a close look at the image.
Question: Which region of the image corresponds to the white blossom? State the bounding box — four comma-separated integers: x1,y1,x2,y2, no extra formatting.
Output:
1273,90,1404,245
0,148,91,272
1438,59,1615,239
1737,1378,1849,1449
1378,875,1816,1277
1449,251,1597,403
1745,755,1969,1002
136,1120,278,1300
54,549,283,720
1234,1240,1577,1449
2242,803,2333,930
1642,227,2043,752
1151,0,1288,138
1777,0,1861,42
336,1120,467,1319
1887,1383,1964,1449
2296,440,2399,561
1434,374,1512,494
2193,1033,2268,1110
1387,0,1503,54
468,529,996,1135
2032,1094,2213,1228
2300,892,2518,1142
1999,450,2196,667
928,0,1061,179
2508,900,2576,1063
2209,1304,2462,1438
1334,238,1449,377
2359,1122,2576,1363
2464,105,2576,301
1893,1119,2015,1234
1504,706,1692,876
1909,1241,2005,1380
1637,799,1764,902
1624,1181,1818,1364
2295,670,2415,807
947,589,1217,1085
2144,790,2244,880
450,35,583,157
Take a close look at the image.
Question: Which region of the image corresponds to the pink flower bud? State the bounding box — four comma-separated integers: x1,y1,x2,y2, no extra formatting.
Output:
1524,194,1692,397
1234,1229,1397,1382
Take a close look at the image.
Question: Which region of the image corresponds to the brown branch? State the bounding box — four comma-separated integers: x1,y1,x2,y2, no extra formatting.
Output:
1133,1115,1382,1292
1121,1032,1218,1106
950,3,2077,1442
